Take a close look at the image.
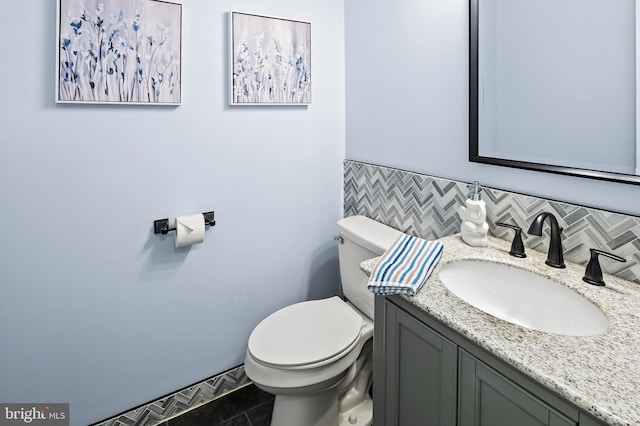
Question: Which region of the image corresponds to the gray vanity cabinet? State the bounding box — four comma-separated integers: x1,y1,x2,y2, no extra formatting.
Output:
374,296,604,426
379,298,457,425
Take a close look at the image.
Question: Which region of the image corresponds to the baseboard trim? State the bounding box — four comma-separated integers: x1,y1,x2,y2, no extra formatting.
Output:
92,365,249,426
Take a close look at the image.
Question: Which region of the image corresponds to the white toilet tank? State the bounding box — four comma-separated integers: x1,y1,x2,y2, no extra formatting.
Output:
337,215,402,319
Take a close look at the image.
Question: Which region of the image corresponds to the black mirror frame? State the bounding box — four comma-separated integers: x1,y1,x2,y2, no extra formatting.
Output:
468,0,640,186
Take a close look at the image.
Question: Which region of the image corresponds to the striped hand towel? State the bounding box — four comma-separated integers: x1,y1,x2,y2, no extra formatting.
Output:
368,234,444,296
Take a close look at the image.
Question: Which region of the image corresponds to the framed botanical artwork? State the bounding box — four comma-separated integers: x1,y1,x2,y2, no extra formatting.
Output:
229,11,311,105
56,0,182,105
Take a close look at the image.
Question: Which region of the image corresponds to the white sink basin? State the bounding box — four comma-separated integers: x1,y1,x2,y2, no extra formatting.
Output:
438,260,609,336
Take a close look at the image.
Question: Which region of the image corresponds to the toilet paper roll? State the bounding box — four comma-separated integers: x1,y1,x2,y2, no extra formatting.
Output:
175,214,205,248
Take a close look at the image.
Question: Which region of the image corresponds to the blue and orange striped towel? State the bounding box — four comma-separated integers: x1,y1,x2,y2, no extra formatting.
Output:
368,234,444,296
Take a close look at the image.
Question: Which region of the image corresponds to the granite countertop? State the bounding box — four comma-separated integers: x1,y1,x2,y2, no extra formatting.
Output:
361,234,640,426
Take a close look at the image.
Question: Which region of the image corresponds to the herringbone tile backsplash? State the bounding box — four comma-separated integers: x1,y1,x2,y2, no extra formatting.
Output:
344,160,640,284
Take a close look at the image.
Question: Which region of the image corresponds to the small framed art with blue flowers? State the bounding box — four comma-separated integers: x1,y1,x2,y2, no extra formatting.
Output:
229,11,311,105
56,0,182,105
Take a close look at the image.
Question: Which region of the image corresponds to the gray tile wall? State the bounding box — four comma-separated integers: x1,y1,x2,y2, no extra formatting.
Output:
344,160,640,284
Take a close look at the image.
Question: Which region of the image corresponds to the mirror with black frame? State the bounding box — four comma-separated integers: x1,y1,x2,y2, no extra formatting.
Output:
469,0,640,185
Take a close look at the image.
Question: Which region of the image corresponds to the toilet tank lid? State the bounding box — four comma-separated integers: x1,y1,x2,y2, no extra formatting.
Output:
338,215,402,254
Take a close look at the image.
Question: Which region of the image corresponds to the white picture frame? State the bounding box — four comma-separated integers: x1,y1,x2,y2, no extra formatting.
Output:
229,11,311,106
56,0,182,105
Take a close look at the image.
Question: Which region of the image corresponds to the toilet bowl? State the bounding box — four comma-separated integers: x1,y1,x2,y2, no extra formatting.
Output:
244,216,402,426
245,297,373,426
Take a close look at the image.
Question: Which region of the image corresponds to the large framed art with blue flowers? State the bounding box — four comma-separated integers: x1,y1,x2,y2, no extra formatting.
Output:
56,0,182,105
229,11,311,105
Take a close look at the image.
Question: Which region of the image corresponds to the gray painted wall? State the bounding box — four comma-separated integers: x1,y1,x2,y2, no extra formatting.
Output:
0,1,344,424
345,0,640,217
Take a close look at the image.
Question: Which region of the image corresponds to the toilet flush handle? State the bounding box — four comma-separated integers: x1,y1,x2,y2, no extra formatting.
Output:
334,235,344,244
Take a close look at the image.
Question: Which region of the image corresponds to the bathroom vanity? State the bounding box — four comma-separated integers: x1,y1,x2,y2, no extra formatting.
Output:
362,235,640,426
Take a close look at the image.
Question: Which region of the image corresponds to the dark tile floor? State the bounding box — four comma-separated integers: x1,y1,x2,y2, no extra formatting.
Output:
159,384,274,426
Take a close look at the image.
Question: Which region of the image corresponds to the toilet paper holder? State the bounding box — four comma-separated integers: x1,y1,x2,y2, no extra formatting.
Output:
153,211,216,235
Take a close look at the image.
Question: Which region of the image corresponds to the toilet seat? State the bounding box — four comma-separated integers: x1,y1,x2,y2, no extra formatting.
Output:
248,297,363,368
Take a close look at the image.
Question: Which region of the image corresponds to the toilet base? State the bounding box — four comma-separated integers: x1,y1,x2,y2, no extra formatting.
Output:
270,389,339,426
338,347,373,426
339,396,373,426
267,347,374,426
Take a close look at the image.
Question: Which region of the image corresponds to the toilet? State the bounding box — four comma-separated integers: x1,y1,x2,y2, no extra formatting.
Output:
244,215,402,426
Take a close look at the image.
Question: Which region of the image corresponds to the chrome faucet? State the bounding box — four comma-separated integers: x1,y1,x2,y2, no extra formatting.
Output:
527,212,566,268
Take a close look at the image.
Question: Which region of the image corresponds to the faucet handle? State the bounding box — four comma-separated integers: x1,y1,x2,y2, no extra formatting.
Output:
497,223,526,258
582,248,626,287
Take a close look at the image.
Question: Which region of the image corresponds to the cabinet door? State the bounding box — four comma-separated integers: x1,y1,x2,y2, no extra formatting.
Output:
459,350,576,426
382,302,457,426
